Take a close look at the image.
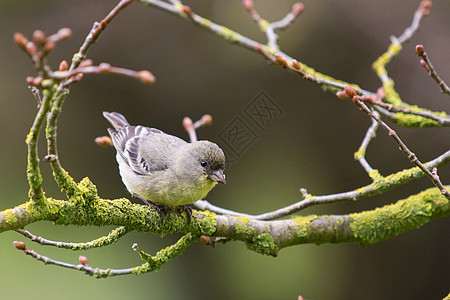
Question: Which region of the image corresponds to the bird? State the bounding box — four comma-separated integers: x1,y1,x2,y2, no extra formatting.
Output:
103,111,226,221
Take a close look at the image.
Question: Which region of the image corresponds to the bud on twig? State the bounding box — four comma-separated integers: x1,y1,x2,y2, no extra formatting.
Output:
79,59,93,68
99,62,112,72
14,32,29,50
56,27,72,41
95,136,113,147
32,30,46,45
200,114,213,126
415,44,424,56
420,1,432,15
26,42,37,55
243,0,254,11
183,117,194,129
275,54,287,68
182,5,192,15
32,76,44,87
344,85,357,98
200,235,211,245
420,59,429,72
291,59,301,70
138,70,156,84
43,40,55,53
292,3,304,16
13,241,26,250
336,90,350,100
59,60,69,71
79,255,89,265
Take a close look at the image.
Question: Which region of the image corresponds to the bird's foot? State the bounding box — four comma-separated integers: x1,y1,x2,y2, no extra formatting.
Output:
135,195,192,223
135,195,166,219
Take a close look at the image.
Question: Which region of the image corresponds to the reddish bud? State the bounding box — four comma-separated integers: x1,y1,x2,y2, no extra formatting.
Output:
361,95,373,103
14,32,28,49
415,44,424,56
26,41,37,55
79,255,89,265
420,59,429,70
98,62,111,72
243,0,254,11
376,87,385,99
292,3,304,16
72,73,84,82
291,60,301,70
420,1,432,14
182,5,192,15
200,235,211,245
336,90,350,100
43,40,55,53
95,136,113,147
421,0,432,8
254,44,263,53
32,30,46,45
352,95,359,104
344,85,357,98
57,27,72,40
183,117,193,129
59,60,69,71
79,59,93,68
201,114,213,126
26,76,35,84
33,76,44,86
13,241,26,250
138,70,156,84
275,54,287,68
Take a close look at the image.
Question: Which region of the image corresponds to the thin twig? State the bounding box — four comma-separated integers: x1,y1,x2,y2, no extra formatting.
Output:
16,227,129,250
415,44,450,96
354,116,380,175
396,1,432,44
182,114,213,143
13,241,133,278
47,0,135,195
70,0,134,71
353,95,450,200
51,64,155,84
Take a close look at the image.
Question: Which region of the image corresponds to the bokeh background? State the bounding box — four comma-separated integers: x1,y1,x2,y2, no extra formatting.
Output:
1,0,449,299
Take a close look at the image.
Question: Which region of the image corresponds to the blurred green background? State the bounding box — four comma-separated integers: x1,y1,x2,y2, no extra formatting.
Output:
1,0,449,299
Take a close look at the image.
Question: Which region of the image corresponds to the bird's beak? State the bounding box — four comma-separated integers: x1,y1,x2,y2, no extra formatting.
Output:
209,169,226,184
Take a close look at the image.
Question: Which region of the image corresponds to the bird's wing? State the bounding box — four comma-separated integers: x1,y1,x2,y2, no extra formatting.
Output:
109,125,186,176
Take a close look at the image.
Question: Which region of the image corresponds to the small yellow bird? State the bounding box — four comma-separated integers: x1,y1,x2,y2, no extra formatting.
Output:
103,112,226,220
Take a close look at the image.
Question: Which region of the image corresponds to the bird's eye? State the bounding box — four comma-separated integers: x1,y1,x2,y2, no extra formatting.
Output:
200,161,208,168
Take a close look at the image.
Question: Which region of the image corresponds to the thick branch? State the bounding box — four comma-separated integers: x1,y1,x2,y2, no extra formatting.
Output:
2,185,448,256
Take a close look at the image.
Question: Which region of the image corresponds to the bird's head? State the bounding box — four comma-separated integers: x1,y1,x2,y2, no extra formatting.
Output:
176,141,226,186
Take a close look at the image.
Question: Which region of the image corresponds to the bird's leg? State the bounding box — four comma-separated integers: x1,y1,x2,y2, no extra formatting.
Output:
180,205,193,223
135,195,166,219
166,205,193,223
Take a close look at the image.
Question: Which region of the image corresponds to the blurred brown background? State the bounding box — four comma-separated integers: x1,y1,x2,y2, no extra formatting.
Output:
0,0,449,299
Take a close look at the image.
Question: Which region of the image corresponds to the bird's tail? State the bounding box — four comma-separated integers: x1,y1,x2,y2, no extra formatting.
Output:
103,111,130,131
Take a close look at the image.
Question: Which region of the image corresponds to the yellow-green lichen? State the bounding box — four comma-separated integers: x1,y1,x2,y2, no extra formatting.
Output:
368,170,382,181
259,20,270,31
354,147,365,160
198,18,211,28
349,187,448,245
394,112,443,128
372,43,402,78
246,233,277,256
193,210,217,236
219,26,239,43
235,216,255,235
294,215,318,238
